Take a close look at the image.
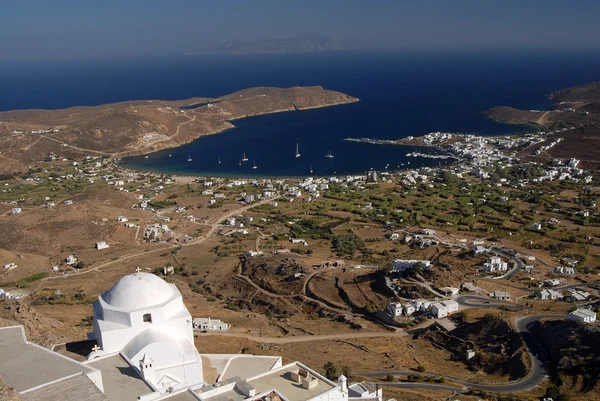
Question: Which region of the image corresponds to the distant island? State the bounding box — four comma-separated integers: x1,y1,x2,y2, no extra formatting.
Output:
189,33,373,55
0,86,358,172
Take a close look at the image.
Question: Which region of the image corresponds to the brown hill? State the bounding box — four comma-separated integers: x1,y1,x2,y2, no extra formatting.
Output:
549,81,600,103
0,86,358,166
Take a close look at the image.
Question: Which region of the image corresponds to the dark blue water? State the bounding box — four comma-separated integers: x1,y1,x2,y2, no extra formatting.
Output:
2,49,600,176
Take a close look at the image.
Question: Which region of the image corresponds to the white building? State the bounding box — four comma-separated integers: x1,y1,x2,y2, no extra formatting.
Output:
431,303,448,318
391,259,431,272
492,290,511,301
431,300,458,318
387,302,402,317
11,207,21,215
193,317,230,332
90,272,204,390
3,262,17,270
65,255,78,265
566,308,596,323
483,256,508,272
95,241,109,250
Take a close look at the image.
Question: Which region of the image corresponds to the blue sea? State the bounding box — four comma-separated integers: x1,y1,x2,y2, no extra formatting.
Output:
2,49,600,176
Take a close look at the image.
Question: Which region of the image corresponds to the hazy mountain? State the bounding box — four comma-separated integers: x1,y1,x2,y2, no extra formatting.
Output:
190,33,370,55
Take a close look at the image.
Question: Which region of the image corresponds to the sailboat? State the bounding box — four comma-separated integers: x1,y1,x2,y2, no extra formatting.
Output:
252,161,257,170
218,157,221,164
242,153,249,162
309,166,313,174
325,151,334,159
239,159,242,166
295,143,301,158
187,154,192,162
169,152,172,158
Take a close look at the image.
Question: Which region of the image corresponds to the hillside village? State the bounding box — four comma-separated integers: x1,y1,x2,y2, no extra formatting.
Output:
1,82,600,401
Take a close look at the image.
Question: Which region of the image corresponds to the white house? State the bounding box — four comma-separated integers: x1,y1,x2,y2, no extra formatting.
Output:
442,300,459,313
116,216,129,222
531,222,543,231
536,289,563,300
11,208,21,215
492,290,511,301
65,255,78,265
2,262,17,270
483,256,508,272
95,241,109,250
387,302,402,317
566,308,596,323
554,266,575,275
193,317,230,332
431,303,448,318
403,305,416,316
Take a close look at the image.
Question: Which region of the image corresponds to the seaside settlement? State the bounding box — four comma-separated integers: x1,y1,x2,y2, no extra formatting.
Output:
0,121,599,401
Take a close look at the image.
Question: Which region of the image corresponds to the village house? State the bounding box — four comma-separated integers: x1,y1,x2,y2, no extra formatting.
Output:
290,238,308,246
483,256,508,272
387,302,402,317
65,255,78,265
193,317,230,332
431,300,459,318
566,289,590,302
566,308,596,323
492,290,511,301
11,207,21,215
95,241,109,250
3,262,17,270
554,266,576,275
536,289,563,300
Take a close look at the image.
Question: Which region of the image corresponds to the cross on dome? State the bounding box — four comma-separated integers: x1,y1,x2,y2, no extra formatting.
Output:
91,344,100,352
136,267,141,273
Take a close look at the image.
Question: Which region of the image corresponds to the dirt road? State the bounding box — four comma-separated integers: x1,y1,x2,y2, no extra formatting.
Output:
195,330,405,344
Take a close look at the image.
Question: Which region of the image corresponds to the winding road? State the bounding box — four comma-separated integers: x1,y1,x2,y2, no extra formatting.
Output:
362,313,565,393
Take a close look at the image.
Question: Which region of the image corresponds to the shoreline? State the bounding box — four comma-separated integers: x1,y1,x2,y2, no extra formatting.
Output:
116,98,360,160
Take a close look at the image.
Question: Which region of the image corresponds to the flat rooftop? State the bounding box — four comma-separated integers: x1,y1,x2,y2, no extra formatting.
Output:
220,356,281,382
0,326,96,392
198,362,337,401
86,354,152,401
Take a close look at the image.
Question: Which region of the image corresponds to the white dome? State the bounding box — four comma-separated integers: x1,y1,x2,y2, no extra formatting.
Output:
102,272,175,310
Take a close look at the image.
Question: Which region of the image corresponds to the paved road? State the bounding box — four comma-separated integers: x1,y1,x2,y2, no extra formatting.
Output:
195,330,406,344
362,314,565,393
456,295,526,310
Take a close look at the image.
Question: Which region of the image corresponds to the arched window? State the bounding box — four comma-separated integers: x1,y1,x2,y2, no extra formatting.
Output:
143,313,152,323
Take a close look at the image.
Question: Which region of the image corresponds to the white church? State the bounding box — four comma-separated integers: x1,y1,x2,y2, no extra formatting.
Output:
0,271,376,401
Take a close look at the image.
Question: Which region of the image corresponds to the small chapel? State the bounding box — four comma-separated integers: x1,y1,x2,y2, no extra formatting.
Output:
90,271,204,390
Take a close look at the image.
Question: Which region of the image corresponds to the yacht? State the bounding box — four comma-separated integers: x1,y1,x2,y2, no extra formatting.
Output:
295,143,301,158
325,151,334,159
242,153,249,162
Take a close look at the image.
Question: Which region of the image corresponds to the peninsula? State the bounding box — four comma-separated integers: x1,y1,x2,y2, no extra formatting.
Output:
0,86,358,173
483,80,600,165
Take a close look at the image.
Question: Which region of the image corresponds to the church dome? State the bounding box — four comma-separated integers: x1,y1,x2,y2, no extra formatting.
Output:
102,272,175,310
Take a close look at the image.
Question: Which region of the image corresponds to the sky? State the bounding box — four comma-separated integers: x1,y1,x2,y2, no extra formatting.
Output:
1,0,600,61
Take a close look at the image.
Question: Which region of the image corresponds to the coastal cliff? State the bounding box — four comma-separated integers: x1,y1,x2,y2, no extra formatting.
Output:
0,86,358,168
